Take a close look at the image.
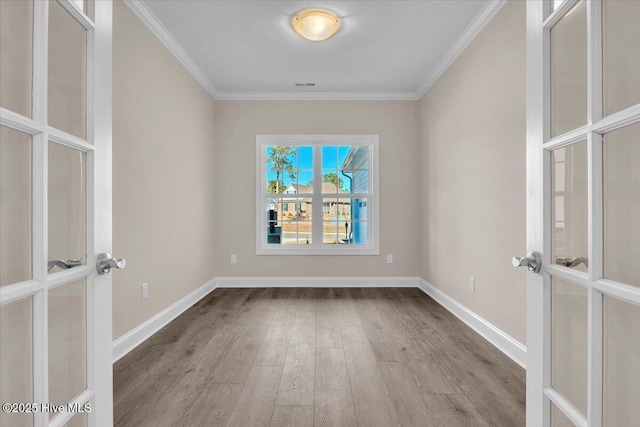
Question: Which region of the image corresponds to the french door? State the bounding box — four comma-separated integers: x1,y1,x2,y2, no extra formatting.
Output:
525,0,639,426
1,1,113,426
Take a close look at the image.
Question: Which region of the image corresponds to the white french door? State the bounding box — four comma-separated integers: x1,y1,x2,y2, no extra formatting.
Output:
525,1,639,426
1,1,113,426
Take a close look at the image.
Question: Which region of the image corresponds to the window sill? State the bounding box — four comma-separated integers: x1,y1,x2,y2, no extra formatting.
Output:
256,247,379,256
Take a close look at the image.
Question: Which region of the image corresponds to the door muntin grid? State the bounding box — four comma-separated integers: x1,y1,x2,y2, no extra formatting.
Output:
539,1,640,426
0,1,98,426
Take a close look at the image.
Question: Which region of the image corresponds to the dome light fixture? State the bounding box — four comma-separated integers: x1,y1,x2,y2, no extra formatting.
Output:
292,9,340,42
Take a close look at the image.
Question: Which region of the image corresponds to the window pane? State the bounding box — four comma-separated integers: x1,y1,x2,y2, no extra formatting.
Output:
603,296,640,427
350,169,369,193
604,120,640,288
323,219,339,244
48,142,86,273
323,196,349,245
1,126,32,286
551,142,588,273
551,276,587,416
297,146,313,169
0,297,33,427
321,170,346,193
49,279,87,409
266,202,281,244
266,146,298,194
280,198,312,245
349,221,368,245
550,1,587,137
603,0,640,116
48,0,87,139
295,222,312,245
0,0,33,117
296,170,313,193
321,146,338,169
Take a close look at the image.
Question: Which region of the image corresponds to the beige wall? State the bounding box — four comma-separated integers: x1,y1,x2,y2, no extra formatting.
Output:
112,1,216,340
213,101,419,277
417,0,527,344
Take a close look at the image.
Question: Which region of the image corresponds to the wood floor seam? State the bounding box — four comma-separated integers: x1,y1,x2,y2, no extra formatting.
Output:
114,288,525,427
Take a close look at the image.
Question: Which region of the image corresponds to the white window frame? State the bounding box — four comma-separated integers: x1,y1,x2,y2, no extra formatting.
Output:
256,134,379,255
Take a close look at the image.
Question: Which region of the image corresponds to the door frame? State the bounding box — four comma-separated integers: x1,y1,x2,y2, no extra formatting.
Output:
526,1,640,426
0,1,112,426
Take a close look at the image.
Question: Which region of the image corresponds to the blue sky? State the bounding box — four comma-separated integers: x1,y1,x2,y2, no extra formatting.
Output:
266,145,352,188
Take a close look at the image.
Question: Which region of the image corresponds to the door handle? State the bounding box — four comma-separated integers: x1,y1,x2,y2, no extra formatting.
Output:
555,256,588,268
512,251,542,273
96,252,126,275
48,259,82,272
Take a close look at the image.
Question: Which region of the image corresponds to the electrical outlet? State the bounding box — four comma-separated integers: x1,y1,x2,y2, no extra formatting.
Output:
469,277,475,292
142,283,148,299
386,254,393,264
230,254,237,264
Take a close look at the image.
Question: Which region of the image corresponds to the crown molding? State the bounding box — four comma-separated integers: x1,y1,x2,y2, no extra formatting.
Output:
123,0,220,99
415,0,508,98
127,0,506,102
215,91,420,101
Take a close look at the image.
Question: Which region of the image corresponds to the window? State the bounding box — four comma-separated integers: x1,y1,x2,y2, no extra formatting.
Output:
256,135,379,255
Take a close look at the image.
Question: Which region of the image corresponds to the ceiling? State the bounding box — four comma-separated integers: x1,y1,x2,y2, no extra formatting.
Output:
139,0,493,99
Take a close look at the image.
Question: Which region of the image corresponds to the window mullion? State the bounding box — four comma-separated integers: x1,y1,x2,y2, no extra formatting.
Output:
312,144,323,246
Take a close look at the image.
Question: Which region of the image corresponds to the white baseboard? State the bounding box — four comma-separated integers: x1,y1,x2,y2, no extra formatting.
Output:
112,278,216,363
417,278,527,369
215,276,419,288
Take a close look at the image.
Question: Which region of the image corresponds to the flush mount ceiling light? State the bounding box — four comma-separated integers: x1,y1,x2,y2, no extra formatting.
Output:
292,9,340,42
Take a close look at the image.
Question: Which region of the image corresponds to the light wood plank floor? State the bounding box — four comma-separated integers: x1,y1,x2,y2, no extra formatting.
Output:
114,288,525,427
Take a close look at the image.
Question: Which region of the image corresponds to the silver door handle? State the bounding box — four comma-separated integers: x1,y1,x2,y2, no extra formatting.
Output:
96,252,126,275
512,251,542,273
555,256,588,268
48,259,82,272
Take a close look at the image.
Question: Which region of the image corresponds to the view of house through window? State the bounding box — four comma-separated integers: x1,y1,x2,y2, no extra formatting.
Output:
258,136,377,254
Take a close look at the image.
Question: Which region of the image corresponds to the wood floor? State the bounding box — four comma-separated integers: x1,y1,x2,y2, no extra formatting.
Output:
114,288,525,427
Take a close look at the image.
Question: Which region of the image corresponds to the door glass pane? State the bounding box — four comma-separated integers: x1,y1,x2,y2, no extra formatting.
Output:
603,0,640,116
0,0,33,117
70,0,87,14
551,276,587,416
604,123,639,288
551,402,575,427
1,126,32,286
48,0,87,139
64,411,88,427
603,297,640,427
48,142,86,273
49,279,87,410
0,298,33,427
550,0,565,14
550,0,587,137
551,142,588,273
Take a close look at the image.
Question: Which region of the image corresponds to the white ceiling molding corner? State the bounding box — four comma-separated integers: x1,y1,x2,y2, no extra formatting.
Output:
126,1,506,102
123,0,220,99
415,0,508,99
215,92,420,101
